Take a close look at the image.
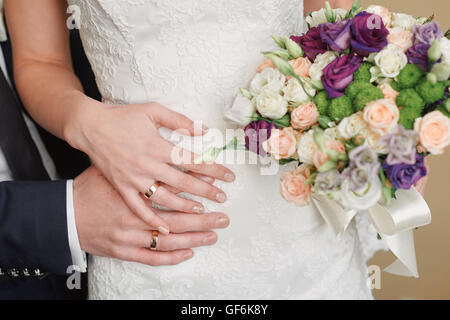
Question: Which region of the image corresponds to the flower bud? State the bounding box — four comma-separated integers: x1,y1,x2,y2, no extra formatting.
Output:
427,72,437,84
318,115,332,129
271,35,286,49
430,62,450,81
428,39,441,64
446,99,450,113
285,38,304,59
263,53,295,77
325,2,336,23
240,88,253,100
318,159,337,172
313,128,327,153
272,49,291,60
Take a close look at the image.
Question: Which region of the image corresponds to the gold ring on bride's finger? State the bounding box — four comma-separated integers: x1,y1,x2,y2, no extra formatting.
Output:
144,182,160,199
149,230,159,251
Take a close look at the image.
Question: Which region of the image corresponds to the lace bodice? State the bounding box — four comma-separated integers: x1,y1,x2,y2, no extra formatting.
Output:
69,0,385,300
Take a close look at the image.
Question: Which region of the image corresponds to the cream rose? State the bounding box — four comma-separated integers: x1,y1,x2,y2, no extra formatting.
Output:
305,8,347,28
378,83,400,101
254,92,288,120
224,94,257,126
391,13,417,31
363,99,400,135
289,57,312,78
366,5,392,27
308,51,338,88
250,68,286,96
296,130,319,165
282,77,316,106
440,37,450,65
387,27,413,52
263,127,297,160
338,112,368,139
414,111,450,155
280,165,312,207
373,44,408,78
290,101,320,130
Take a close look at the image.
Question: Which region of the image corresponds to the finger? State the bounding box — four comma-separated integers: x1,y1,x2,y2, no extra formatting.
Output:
147,103,207,136
162,172,215,195
119,247,194,266
147,182,206,214
153,165,228,204
157,211,229,233
122,189,170,235
118,230,218,251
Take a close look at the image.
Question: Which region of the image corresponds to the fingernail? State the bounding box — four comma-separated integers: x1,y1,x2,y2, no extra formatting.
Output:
183,251,194,259
193,206,205,214
158,226,170,235
224,173,235,182
203,233,217,245
216,217,229,228
216,193,227,203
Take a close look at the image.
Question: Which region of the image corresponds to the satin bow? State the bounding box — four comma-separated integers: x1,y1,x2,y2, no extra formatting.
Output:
311,187,431,277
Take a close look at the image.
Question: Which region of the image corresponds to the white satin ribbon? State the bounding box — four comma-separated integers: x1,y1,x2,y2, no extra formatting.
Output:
312,187,431,278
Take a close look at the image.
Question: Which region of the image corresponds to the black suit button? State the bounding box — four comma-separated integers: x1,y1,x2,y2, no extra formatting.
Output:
22,269,31,277
34,269,43,276
9,269,19,277
0,268,4,276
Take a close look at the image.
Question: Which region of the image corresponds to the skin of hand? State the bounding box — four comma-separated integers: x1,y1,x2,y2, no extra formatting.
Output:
304,0,354,13
5,0,235,235
74,167,231,266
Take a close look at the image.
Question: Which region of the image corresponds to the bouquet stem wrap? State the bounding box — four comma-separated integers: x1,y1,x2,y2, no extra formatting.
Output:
311,187,431,277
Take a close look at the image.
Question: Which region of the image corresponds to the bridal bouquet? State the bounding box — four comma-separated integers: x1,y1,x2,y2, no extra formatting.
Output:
219,1,450,277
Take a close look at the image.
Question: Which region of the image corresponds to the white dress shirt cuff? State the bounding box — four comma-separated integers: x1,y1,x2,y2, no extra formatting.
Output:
66,180,87,273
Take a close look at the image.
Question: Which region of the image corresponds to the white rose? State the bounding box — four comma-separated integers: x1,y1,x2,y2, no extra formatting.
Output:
224,94,257,126
361,129,389,154
250,68,286,96
305,8,347,28
440,37,450,65
309,51,339,88
324,127,341,141
254,92,288,120
283,77,316,105
391,13,417,31
338,112,368,139
339,177,382,210
373,44,408,78
296,130,319,165
366,5,392,27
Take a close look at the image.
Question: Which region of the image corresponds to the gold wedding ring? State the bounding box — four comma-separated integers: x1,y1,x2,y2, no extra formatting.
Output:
144,182,160,199
150,230,159,251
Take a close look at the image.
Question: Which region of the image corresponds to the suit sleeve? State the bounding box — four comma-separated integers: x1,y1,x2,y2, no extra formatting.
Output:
0,180,72,276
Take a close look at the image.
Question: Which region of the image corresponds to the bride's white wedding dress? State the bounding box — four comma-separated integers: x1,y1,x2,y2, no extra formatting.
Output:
70,0,387,299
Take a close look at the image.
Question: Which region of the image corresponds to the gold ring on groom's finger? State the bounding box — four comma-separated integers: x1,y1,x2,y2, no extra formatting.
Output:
144,182,160,199
149,230,159,251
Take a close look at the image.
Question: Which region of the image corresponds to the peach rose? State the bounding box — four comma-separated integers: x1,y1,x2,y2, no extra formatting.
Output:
414,111,450,155
387,27,413,52
257,59,274,73
290,101,320,130
262,127,297,160
280,165,312,206
363,99,399,135
378,83,399,101
289,57,312,78
312,140,346,169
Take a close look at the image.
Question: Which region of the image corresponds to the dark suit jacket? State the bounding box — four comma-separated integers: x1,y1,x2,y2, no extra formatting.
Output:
0,30,100,300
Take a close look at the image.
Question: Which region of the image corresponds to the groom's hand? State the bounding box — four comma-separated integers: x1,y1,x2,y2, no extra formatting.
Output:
73,167,230,266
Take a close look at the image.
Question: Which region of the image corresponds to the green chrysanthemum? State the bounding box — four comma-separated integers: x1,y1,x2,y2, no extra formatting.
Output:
415,79,446,104
353,86,384,111
345,80,375,100
397,64,425,89
396,88,425,113
328,95,354,122
353,62,373,82
398,107,422,130
313,90,331,115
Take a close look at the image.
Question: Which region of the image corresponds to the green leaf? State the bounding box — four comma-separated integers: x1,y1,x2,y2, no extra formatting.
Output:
279,158,298,166
318,115,332,129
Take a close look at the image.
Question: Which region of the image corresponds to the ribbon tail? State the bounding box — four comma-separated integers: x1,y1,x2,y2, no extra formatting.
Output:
382,230,419,278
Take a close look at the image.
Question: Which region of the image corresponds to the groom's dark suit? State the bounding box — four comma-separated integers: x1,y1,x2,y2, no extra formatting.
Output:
0,30,100,300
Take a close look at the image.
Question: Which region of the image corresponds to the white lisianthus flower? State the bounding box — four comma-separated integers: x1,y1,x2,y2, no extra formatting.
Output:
296,130,319,165
324,127,342,141
254,92,288,120
373,44,408,79
339,177,383,210
308,51,339,88
338,112,368,139
250,68,286,96
305,8,347,28
361,128,389,154
283,77,316,106
224,94,257,126
439,37,450,65
391,13,417,31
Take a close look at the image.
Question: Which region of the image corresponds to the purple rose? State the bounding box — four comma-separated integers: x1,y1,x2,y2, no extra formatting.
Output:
380,125,418,166
406,43,431,71
383,154,427,190
350,11,389,57
244,120,275,156
321,54,362,98
319,20,352,53
290,27,327,61
413,22,443,45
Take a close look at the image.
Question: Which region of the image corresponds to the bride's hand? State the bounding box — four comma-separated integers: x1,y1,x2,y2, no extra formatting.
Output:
66,99,235,234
